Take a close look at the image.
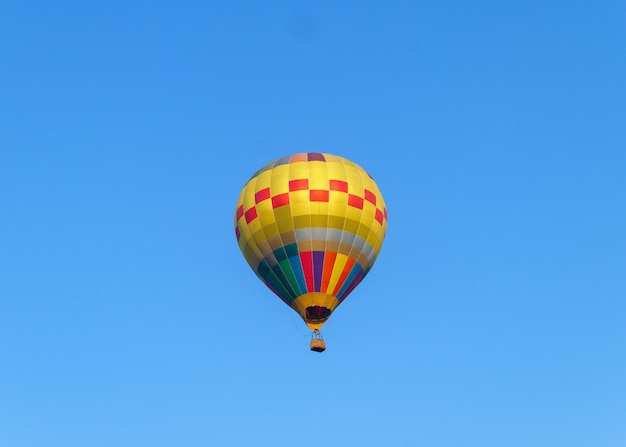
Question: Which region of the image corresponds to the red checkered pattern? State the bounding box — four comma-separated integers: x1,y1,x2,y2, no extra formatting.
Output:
289,179,309,191
255,188,270,203
329,180,348,192
271,193,289,208
310,190,329,202
237,179,388,227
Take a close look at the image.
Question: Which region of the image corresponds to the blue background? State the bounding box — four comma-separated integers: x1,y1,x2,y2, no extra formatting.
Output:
1,1,625,446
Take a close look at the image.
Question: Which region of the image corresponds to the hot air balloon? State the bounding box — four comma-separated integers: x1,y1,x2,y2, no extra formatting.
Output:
234,153,387,352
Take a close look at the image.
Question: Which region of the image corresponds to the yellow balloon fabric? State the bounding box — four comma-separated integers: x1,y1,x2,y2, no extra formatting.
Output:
234,153,387,329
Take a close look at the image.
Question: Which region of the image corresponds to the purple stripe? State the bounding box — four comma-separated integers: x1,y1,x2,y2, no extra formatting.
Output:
338,270,364,302
264,281,291,306
313,251,325,291
308,152,326,162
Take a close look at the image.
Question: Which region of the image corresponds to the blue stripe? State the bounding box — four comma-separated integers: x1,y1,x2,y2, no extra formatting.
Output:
288,256,308,296
336,263,363,299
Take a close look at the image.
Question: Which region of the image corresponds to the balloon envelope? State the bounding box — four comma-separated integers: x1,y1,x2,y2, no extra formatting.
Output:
234,153,387,329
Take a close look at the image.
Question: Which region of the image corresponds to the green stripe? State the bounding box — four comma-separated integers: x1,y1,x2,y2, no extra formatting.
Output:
278,259,303,296
264,268,295,302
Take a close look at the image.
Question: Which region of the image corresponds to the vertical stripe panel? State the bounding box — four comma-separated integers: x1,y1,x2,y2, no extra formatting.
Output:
277,260,302,296
312,251,325,292
320,251,337,293
332,257,357,296
336,263,362,299
287,258,307,295
337,267,364,301
269,264,297,300
326,252,348,294
300,251,315,292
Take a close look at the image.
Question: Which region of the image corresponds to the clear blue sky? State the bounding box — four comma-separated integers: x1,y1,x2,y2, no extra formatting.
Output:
1,1,625,446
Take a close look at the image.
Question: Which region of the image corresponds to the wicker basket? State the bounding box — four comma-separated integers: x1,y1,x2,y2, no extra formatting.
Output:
310,339,326,352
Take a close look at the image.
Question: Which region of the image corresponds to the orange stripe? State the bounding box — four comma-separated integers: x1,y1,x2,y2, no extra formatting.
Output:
332,257,356,296
320,252,338,293
290,153,308,162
